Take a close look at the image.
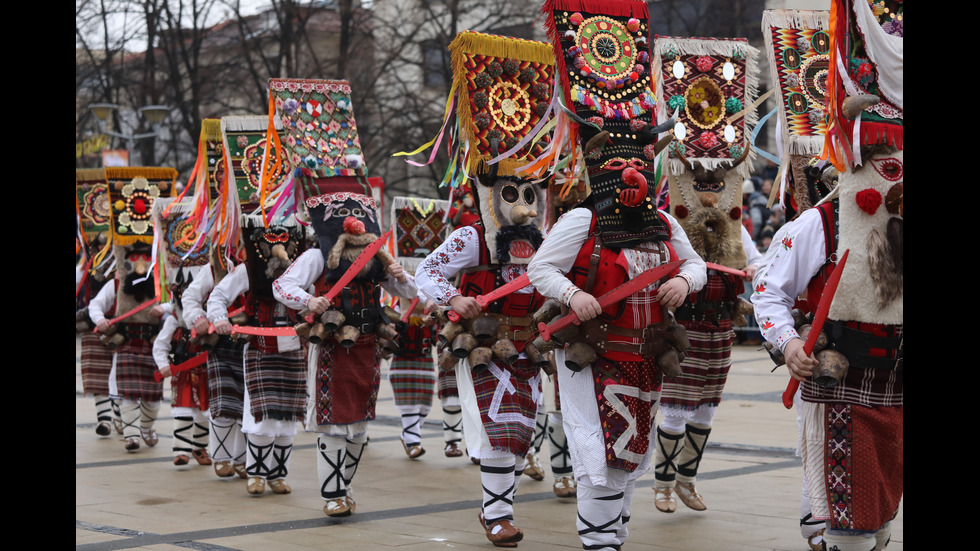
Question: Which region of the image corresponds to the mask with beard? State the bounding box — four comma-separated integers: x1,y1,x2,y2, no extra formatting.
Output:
307,191,393,283
474,174,547,266
242,215,305,300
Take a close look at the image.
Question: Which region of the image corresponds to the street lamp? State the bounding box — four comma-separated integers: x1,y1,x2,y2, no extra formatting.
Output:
89,103,171,165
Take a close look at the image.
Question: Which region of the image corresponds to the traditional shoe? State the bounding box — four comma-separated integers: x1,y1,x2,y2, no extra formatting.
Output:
246,476,265,495
345,489,357,513
323,498,351,517
214,461,235,477
401,440,425,459
806,528,825,551
523,452,545,481
444,442,463,457
95,421,112,436
140,429,159,447
675,481,707,511
479,512,523,547
174,454,190,466
112,418,124,435
234,463,248,479
653,486,677,513
553,477,577,498
192,449,213,466
125,437,141,452
268,479,291,494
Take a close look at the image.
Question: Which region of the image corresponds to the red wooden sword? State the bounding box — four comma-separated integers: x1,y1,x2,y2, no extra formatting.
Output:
781,249,849,408
446,273,531,322
304,229,393,323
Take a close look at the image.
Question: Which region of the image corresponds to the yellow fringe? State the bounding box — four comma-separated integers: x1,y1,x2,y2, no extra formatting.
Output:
450,31,555,170
201,118,222,143
471,158,531,178
75,168,106,182
105,166,179,183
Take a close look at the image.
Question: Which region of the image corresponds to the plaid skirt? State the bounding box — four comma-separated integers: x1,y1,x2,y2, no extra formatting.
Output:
244,346,306,423
472,358,540,457
659,320,734,411
389,355,435,407
311,334,381,426
113,337,163,402
437,365,459,400
80,332,113,396
207,337,246,420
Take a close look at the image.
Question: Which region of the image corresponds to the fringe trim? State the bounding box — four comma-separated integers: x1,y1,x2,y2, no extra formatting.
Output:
761,9,829,32
221,115,281,133
761,10,830,161
76,168,106,183
105,166,179,182
113,234,154,247
654,36,760,178
390,196,449,213
201,118,223,143
151,196,194,217
473,158,531,178
546,0,648,18
449,31,554,170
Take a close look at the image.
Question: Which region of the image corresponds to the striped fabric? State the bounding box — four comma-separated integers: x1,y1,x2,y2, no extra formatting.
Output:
244,347,306,423
472,358,539,457
207,338,247,420
80,332,113,396
388,357,435,407
312,334,381,426
438,367,459,400
659,322,735,411
113,335,164,402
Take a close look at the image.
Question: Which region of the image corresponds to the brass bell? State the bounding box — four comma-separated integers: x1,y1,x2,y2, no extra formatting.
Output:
321,310,346,333
491,339,519,365
472,315,500,341
335,325,361,349
564,342,597,373
813,349,849,388
451,332,478,359
468,346,493,371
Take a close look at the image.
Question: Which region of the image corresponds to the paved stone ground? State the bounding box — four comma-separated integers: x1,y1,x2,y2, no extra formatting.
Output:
76,337,902,551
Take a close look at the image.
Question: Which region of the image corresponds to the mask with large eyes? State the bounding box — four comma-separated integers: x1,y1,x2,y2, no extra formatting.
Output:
242,218,305,298
477,175,547,265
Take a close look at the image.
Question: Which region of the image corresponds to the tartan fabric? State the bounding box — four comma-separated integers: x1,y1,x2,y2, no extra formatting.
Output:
592,355,661,472
171,363,209,411
388,356,435,408
113,334,163,402
80,332,113,396
313,334,381,426
824,402,903,531
206,337,247,420
659,324,734,411
438,367,459,400
801,323,903,407
472,358,539,457
243,347,305,423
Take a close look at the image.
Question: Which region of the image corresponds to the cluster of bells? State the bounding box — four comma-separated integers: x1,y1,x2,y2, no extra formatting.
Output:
434,298,693,379
763,308,849,388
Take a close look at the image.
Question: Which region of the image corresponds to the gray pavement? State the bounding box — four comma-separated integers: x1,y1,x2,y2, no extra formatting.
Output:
76,338,902,551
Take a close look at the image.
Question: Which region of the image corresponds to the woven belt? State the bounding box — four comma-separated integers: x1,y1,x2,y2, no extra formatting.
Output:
674,301,734,323
832,324,903,372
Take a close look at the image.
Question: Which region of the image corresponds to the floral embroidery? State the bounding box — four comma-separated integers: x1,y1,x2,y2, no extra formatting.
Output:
754,282,766,294
781,236,793,249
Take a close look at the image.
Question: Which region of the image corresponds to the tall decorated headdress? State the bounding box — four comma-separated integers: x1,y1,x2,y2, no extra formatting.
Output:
824,0,903,326
391,196,452,274
653,35,759,269
76,168,113,279
762,10,838,215
104,166,177,321
450,31,555,265
823,0,902,169
152,196,211,311
543,0,674,250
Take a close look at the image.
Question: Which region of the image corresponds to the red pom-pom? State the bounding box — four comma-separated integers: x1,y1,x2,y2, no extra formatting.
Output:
343,216,366,235
855,188,882,215
729,207,742,220
675,204,689,219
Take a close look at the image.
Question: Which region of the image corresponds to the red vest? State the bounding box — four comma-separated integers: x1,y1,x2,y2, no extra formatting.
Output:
567,211,678,361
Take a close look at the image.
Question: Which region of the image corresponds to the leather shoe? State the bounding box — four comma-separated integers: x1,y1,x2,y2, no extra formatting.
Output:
192,449,213,466
246,476,265,495
95,421,112,436
174,454,190,466
523,453,544,481
140,429,159,447
444,442,463,457
653,486,677,513
268,479,291,494
553,477,576,498
479,512,523,547
234,463,248,479
323,498,351,517
125,437,140,452
675,482,706,511
214,461,235,477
